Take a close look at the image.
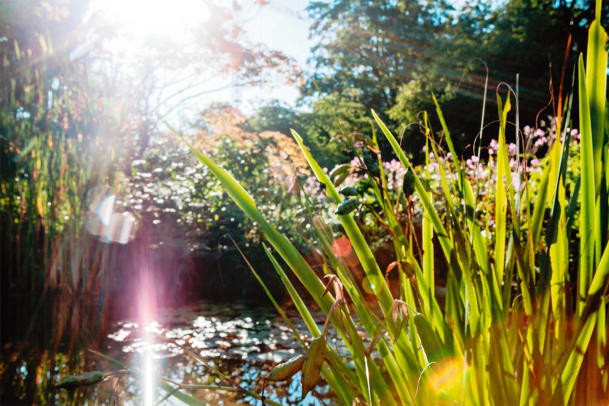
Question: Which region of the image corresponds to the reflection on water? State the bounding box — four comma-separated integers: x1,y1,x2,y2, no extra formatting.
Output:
142,343,154,406
1,298,341,405
104,301,337,405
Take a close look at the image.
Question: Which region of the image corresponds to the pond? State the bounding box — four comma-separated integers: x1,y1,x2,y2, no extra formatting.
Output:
2,299,341,405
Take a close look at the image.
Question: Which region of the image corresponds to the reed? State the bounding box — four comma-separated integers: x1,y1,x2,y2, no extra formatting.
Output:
0,30,123,404
185,2,609,403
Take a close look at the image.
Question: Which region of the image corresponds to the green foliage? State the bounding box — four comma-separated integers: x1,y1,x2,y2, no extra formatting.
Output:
186,3,609,403
246,99,351,168
303,0,609,161
122,105,329,298
303,0,454,157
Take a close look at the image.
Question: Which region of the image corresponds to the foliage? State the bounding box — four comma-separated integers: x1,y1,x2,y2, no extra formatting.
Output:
303,0,608,160
118,105,323,298
186,3,609,404
0,1,135,403
302,0,454,156
245,99,345,168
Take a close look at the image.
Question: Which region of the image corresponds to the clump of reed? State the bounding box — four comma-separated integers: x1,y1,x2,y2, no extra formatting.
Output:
184,2,609,404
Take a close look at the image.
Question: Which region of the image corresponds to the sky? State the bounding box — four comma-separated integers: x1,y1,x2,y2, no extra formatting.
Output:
94,0,315,124
240,0,314,109
246,1,313,69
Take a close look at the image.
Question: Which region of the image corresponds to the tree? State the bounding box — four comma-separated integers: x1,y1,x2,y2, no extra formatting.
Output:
0,1,305,400
303,0,608,160
302,0,454,158
245,99,345,168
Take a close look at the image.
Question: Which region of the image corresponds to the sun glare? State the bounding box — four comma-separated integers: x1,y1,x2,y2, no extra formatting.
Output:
100,0,210,42
137,271,158,405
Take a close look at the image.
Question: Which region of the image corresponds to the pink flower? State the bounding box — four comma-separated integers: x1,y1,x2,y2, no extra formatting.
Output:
507,143,518,157
534,137,547,148
489,139,499,155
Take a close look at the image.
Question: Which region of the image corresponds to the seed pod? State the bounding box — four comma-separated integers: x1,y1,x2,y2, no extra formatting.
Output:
54,371,108,390
329,164,351,182
301,337,326,397
402,167,416,198
339,186,358,196
391,300,409,343
335,198,359,215
267,355,305,381
333,171,350,187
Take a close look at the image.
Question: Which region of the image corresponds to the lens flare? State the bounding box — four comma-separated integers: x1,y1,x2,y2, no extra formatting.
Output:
138,270,158,405
332,236,352,258
362,274,383,295
85,185,138,244
98,0,210,42
426,357,468,399
143,347,154,406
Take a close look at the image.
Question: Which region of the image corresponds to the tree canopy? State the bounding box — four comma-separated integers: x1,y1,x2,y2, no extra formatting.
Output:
294,0,609,161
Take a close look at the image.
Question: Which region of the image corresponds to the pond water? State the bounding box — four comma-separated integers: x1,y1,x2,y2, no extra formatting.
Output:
2,299,341,405
101,300,338,405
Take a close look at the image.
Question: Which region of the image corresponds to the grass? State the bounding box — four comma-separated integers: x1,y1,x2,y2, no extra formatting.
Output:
183,2,609,404
0,29,124,404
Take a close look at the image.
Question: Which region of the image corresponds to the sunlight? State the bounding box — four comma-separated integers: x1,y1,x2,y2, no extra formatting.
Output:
5,0,609,403
137,272,158,405
100,0,210,42
143,346,154,406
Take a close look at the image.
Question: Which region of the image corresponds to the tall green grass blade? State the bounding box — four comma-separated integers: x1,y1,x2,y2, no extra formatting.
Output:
262,245,319,336
577,54,596,315
494,94,511,309
177,134,334,316
546,85,575,248
554,313,597,404
423,119,435,317
585,10,608,192
549,182,569,334
290,130,410,405
290,130,394,315
555,220,609,402
180,134,385,404
233,244,361,403
234,241,306,346
432,93,464,193
371,110,452,262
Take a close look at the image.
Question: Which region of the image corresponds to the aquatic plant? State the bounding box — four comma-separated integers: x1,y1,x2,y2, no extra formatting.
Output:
183,2,609,404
